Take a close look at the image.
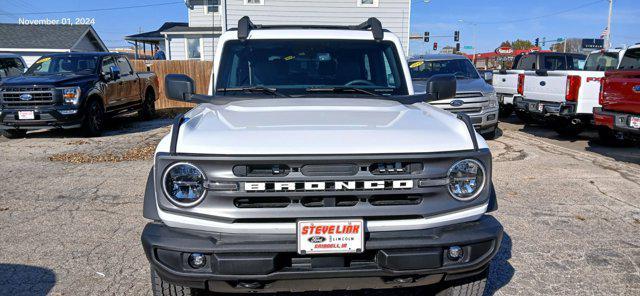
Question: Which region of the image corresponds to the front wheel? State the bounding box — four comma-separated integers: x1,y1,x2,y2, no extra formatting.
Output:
150,269,204,296
81,99,105,137
1,129,27,139
498,104,514,119
434,267,488,296
139,90,156,120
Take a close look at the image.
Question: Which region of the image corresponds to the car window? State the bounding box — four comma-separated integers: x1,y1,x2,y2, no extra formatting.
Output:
101,56,116,73
567,55,586,70
542,56,567,70
409,58,479,80
116,56,133,75
584,52,619,71
516,55,536,70
0,58,25,78
216,39,408,96
618,48,640,70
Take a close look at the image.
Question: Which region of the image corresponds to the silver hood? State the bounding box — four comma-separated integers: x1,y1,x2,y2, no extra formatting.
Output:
156,98,487,155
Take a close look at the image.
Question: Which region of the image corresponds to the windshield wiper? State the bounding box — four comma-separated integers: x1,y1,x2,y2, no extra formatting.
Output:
217,86,290,98
305,87,389,97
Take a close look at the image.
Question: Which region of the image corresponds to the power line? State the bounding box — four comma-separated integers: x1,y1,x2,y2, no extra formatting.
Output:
472,0,605,25
0,1,183,16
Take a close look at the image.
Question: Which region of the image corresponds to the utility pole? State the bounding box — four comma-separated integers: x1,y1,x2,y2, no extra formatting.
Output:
605,0,613,50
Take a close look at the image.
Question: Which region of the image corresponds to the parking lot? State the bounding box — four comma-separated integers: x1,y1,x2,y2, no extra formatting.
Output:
0,114,639,296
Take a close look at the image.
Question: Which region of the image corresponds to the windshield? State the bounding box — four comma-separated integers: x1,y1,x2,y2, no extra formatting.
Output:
583,52,619,71
25,55,99,75
216,40,408,96
409,58,479,80
0,58,25,78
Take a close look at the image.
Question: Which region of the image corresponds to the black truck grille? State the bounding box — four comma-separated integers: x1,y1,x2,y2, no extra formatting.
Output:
0,86,55,108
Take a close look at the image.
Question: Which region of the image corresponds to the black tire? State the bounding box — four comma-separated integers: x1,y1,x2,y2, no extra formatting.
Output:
81,99,105,137
597,127,628,147
150,269,203,296
435,268,488,296
514,110,536,124
139,90,156,120
1,129,27,139
553,118,585,137
481,128,498,140
498,104,513,119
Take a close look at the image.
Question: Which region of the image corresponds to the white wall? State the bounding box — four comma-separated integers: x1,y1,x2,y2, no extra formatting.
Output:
165,35,218,61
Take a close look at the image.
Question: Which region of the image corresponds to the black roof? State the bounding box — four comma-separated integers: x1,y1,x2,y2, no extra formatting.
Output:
161,25,222,34
0,24,105,50
125,22,188,40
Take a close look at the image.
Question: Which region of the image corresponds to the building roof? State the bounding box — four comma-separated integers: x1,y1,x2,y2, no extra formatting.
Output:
0,24,107,51
161,24,222,35
125,22,188,41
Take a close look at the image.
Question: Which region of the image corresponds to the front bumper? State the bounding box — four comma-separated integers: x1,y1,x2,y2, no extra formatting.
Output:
0,108,82,130
141,215,503,293
445,108,498,132
593,108,640,137
514,97,577,118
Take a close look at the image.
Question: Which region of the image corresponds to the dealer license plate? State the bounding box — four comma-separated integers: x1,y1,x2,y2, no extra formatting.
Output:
630,116,640,129
297,219,364,255
18,111,35,120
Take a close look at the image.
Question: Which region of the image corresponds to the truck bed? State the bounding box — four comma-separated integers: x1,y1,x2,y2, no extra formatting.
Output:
523,70,604,114
601,70,640,114
492,70,524,95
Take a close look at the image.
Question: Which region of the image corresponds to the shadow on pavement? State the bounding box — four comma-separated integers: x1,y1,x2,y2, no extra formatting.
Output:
484,232,515,296
0,264,56,296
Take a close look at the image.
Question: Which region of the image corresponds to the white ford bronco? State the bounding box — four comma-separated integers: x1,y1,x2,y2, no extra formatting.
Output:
142,17,502,296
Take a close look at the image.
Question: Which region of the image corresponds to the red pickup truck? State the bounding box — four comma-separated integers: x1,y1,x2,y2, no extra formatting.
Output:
593,46,640,143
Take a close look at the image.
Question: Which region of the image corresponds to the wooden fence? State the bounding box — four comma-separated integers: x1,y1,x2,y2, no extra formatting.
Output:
130,60,213,109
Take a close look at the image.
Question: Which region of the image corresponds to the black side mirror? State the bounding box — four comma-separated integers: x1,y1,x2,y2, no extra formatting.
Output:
426,74,456,101
165,74,213,103
109,66,121,80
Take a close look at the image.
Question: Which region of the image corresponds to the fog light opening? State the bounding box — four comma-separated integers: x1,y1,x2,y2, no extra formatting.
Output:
188,253,206,269
391,277,415,284
237,281,263,290
447,246,463,261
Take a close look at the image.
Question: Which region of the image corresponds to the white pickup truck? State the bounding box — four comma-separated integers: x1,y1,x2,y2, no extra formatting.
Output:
514,48,629,136
492,52,585,120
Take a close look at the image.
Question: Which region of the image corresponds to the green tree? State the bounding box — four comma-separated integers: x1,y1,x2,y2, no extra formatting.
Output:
511,39,534,50
500,41,512,47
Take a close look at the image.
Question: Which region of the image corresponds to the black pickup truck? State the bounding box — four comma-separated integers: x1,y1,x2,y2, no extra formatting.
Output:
0,52,158,138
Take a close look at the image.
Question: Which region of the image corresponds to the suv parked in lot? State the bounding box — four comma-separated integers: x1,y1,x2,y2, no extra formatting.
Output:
410,54,499,139
0,52,158,138
492,51,586,119
594,46,640,143
515,48,624,136
142,17,502,296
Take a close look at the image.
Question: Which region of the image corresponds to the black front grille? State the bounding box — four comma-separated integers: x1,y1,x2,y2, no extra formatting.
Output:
234,195,424,208
1,86,55,108
448,107,483,114
455,92,484,98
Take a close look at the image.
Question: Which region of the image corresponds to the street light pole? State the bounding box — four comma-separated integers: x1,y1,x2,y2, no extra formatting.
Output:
605,0,613,50
458,20,477,65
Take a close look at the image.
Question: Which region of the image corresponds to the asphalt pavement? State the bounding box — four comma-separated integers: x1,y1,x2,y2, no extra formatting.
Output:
0,114,638,296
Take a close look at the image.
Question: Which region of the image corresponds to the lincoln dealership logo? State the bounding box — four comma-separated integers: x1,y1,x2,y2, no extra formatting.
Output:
633,85,640,93
244,180,414,192
19,94,33,101
450,100,464,107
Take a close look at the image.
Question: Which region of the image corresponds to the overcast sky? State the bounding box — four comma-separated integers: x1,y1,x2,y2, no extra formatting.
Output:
1,0,638,54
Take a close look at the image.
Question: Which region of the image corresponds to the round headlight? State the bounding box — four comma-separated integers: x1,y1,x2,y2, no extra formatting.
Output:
163,163,207,207
447,159,486,201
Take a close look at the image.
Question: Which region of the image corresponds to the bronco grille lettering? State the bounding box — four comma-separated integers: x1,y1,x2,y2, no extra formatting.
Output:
244,180,414,192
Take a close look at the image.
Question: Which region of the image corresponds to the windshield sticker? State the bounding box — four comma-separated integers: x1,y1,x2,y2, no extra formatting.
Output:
410,61,424,68
284,55,295,61
35,57,51,64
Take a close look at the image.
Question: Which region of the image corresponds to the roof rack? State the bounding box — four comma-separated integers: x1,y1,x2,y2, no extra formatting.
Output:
236,16,384,41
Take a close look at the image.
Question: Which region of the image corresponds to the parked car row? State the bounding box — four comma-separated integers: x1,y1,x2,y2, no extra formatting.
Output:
482,45,640,144
0,52,158,138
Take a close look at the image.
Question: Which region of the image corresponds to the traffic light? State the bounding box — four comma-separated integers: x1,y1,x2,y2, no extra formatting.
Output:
456,43,461,52
454,31,460,42
433,42,438,51
424,31,430,42
535,38,540,47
